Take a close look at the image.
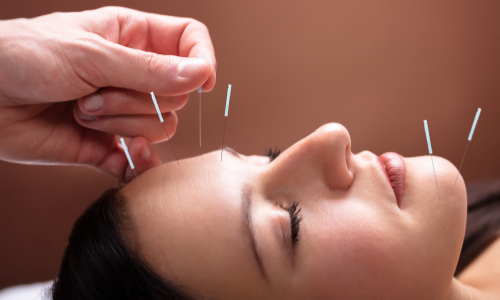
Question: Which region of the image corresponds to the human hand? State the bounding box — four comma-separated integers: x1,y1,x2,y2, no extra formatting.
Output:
0,6,216,180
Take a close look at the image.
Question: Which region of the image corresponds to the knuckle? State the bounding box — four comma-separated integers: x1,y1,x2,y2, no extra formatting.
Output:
98,6,121,14
67,34,102,55
154,96,183,113
96,6,112,13
176,94,189,110
140,52,177,75
162,95,188,112
150,113,177,143
166,112,178,136
141,52,162,75
189,18,208,32
199,22,210,34
168,112,178,137
113,89,131,109
164,55,180,66
119,88,133,103
183,18,210,36
64,35,107,85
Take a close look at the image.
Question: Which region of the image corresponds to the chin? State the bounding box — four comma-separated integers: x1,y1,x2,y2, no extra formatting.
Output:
427,155,468,292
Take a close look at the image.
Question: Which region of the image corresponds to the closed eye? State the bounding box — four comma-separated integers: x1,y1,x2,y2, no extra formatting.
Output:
283,202,302,249
267,147,281,162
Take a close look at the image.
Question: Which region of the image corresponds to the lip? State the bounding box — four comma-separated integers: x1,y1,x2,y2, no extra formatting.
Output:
378,152,406,208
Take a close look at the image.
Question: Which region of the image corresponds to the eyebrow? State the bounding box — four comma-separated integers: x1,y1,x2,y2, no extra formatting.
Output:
241,184,268,281
224,146,241,158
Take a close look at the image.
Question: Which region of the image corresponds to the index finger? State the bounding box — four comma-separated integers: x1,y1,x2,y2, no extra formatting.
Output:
89,7,217,91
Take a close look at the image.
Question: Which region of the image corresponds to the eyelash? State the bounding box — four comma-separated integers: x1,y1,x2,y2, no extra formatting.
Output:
266,147,281,162
283,202,302,247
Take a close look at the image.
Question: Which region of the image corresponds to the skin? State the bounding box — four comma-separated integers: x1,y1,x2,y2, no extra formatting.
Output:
0,8,495,299
0,7,215,180
123,123,471,300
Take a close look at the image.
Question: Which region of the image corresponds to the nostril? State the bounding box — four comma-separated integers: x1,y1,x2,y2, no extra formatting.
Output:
344,144,355,186
345,144,352,170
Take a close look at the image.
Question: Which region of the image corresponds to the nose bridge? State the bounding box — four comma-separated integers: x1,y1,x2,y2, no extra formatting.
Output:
260,123,354,195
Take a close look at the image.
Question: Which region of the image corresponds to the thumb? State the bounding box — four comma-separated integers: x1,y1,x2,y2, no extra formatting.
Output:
90,40,213,95
122,136,162,183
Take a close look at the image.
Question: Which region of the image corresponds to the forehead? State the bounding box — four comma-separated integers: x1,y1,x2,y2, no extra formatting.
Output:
124,150,241,198
120,151,268,298
122,150,247,240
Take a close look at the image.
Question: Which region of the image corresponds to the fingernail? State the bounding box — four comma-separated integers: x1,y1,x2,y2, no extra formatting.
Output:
140,145,151,162
83,94,103,111
78,109,97,121
177,58,205,78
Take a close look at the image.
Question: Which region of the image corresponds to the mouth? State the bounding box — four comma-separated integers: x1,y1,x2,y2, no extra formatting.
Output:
378,152,406,208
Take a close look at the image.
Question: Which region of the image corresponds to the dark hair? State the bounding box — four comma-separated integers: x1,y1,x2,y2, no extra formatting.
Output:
455,180,500,276
51,187,196,300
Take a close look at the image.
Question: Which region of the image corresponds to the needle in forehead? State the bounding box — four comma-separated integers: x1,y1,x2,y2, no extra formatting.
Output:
220,84,232,161
150,92,179,164
455,108,482,185
424,120,441,200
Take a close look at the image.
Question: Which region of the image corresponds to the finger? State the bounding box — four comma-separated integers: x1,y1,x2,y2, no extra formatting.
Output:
66,127,160,181
122,136,162,183
70,129,128,180
173,15,217,91
74,7,216,94
88,7,217,91
77,88,189,116
76,40,212,95
73,103,177,143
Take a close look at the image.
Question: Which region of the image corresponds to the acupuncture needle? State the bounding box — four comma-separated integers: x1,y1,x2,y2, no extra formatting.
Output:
120,137,147,201
150,92,179,164
220,84,232,161
424,120,441,200
455,108,481,185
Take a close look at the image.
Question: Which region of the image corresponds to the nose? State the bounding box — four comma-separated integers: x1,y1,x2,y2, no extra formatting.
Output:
260,123,354,193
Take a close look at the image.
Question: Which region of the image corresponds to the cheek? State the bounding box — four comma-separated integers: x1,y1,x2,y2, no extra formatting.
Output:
403,156,468,297
298,202,419,299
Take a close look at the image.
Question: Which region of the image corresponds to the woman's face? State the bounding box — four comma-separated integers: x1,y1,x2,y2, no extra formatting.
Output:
123,123,467,300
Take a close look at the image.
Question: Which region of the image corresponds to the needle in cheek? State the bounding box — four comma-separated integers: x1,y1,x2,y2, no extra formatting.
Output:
455,108,481,185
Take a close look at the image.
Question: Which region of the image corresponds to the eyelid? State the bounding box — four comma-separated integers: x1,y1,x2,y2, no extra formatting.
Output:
224,146,240,158
277,210,291,245
224,147,272,165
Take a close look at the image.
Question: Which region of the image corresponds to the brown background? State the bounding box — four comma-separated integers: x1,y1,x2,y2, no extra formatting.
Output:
1,0,499,289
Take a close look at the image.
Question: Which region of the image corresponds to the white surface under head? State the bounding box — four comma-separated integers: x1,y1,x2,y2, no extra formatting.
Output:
0,281,53,300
